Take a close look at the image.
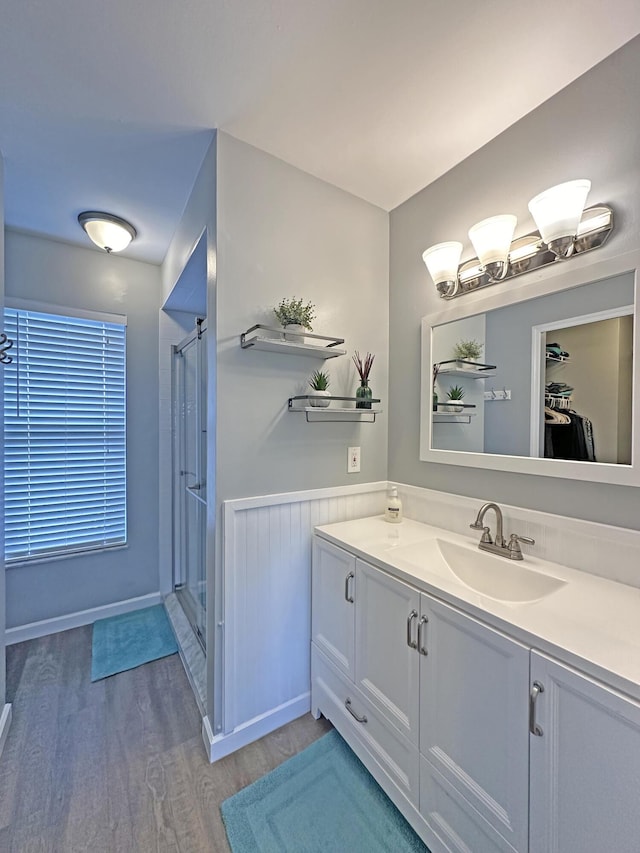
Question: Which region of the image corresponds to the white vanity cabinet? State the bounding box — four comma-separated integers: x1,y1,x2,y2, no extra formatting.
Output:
311,535,356,680
419,597,529,853
529,651,640,853
312,521,640,853
311,534,530,852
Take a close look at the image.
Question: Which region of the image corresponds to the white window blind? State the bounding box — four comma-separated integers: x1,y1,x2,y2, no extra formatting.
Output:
4,307,127,562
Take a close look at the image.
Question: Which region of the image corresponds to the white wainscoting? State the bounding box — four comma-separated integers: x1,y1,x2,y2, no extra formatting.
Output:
202,482,386,761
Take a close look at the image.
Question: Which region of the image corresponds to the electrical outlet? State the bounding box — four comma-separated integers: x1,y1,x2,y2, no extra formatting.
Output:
347,446,361,473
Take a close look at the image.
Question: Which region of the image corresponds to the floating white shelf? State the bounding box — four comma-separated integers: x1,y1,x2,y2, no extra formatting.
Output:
288,395,382,423
432,412,477,424
241,325,346,359
435,359,497,379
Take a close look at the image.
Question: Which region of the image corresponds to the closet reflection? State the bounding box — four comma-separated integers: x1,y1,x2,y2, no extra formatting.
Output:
542,318,632,464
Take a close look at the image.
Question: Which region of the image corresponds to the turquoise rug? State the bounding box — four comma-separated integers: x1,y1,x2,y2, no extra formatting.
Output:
221,730,429,852
91,604,178,681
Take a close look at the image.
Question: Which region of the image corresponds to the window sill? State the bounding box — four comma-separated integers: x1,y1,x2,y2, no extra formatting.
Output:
5,543,129,569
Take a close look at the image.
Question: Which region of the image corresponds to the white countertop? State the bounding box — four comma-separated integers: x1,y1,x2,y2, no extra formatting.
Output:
315,515,640,703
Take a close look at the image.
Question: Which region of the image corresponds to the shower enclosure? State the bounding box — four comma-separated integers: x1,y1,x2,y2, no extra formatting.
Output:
173,321,207,649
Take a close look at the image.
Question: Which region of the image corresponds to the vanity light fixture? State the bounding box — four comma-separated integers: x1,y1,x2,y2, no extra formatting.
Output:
422,181,613,299
468,214,517,282
528,179,591,259
78,211,137,253
422,241,463,297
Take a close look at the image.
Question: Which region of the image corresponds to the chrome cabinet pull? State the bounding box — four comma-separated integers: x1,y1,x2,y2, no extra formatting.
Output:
529,681,544,736
345,697,367,724
417,615,429,655
344,571,355,603
406,610,418,649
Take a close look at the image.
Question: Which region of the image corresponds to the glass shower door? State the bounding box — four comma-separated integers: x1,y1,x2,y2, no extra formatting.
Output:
173,326,207,648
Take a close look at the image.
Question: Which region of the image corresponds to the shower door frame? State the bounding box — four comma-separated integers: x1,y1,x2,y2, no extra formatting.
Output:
172,321,207,650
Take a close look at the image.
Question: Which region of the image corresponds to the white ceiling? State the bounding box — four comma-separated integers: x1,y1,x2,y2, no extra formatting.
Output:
1,0,639,265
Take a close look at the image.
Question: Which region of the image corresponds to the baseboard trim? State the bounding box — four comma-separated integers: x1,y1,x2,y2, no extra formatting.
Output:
0,704,12,761
201,692,311,763
5,592,163,645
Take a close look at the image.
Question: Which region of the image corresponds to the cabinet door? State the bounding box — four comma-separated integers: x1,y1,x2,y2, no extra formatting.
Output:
311,537,356,679
530,651,640,853
420,595,529,853
354,559,421,744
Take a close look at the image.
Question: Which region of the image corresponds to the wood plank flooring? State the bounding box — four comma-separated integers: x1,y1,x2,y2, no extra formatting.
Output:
0,625,331,852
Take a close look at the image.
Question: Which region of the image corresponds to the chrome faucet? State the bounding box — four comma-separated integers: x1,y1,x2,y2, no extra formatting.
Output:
470,502,535,560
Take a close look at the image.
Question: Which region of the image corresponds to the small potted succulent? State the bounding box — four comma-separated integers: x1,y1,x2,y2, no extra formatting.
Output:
446,384,465,412
274,297,316,341
308,369,331,407
452,339,484,367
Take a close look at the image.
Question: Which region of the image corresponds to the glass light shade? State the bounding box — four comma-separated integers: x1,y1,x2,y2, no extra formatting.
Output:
468,215,517,267
422,241,463,286
78,212,137,253
528,180,591,244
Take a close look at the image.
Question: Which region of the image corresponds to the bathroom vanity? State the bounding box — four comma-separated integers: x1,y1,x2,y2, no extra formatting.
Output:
311,515,640,853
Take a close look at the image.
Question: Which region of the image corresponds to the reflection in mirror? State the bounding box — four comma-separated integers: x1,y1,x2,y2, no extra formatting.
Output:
422,257,640,486
533,311,632,464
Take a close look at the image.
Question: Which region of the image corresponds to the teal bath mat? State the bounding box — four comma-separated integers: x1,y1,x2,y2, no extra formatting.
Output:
91,604,178,681
221,729,428,852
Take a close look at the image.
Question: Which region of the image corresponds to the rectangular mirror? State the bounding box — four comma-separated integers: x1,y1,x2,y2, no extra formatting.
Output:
420,250,640,486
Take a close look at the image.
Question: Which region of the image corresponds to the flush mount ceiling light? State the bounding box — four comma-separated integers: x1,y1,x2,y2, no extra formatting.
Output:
78,211,137,253
422,181,613,299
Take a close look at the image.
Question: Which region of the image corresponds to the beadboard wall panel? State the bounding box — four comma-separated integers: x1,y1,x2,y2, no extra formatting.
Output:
214,483,385,758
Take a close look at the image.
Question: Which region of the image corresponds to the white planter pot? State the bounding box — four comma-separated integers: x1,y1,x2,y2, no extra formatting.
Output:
445,403,464,413
308,391,331,407
284,324,307,342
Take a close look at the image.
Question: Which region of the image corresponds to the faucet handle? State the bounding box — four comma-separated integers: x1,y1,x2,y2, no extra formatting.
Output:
478,526,493,544
507,533,535,560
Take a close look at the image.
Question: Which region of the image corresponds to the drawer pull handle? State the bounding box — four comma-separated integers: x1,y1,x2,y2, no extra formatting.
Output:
418,615,429,655
344,571,355,603
406,610,418,649
345,698,367,724
529,681,544,736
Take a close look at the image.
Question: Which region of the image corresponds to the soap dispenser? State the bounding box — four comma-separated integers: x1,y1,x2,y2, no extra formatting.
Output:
384,486,403,523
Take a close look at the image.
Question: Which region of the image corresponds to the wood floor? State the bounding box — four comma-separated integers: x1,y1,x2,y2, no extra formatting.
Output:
0,626,331,852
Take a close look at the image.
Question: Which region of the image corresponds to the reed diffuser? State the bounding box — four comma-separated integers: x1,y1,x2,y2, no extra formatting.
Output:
353,351,375,409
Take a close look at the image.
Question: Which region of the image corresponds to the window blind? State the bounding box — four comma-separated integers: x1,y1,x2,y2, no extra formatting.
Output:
3,307,127,562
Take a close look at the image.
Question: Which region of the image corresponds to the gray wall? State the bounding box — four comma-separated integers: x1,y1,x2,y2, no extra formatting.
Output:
216,133,389,502
5,231,162,627
389,36,640,529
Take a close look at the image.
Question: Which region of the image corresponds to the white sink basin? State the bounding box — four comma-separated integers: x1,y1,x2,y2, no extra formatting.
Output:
392,538,567,603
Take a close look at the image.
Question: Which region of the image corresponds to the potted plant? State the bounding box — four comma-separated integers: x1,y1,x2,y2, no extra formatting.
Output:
352,351,375,409
274,297,316,341
446,384,465,412
308,369,331,407
452,339,484,366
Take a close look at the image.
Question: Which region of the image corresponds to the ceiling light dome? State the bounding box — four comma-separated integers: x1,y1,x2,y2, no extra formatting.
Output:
78,211,137,253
